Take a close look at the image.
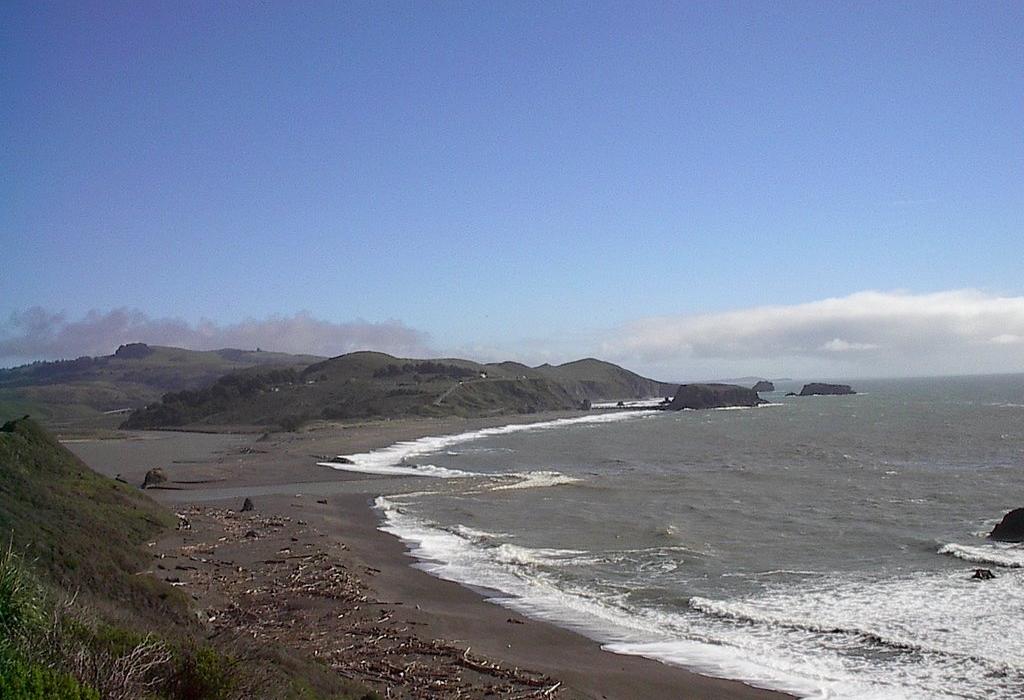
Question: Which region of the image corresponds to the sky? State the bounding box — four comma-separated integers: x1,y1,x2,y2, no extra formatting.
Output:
2,1,1022,380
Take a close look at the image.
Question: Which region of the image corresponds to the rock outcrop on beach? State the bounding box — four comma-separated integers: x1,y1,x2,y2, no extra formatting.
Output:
667,384,765,411
798,383,856,396
752,380,775,392
989,508,1024,542
142,466,168,488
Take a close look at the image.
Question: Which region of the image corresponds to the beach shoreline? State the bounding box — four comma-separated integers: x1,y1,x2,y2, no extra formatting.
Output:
65,415,793,700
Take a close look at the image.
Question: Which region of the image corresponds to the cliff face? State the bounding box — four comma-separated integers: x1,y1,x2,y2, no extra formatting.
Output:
798,383,855,396
667,384,765,410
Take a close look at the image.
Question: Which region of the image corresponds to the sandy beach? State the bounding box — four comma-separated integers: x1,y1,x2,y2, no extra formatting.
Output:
66,416,792,700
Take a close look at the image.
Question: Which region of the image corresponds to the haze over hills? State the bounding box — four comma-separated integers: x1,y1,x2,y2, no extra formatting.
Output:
123,350,677,430
0,343,324,426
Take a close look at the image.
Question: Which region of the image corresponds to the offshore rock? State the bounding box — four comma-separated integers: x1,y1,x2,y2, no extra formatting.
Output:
989,507,1024,542
752,380,775,392
668,384,764,411
798,383,856,396
241,497,255,512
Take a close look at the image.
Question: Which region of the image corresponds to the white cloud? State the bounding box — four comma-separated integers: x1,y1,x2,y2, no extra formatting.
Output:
599,290,1024,378
0,308,432,362
820,338,880,352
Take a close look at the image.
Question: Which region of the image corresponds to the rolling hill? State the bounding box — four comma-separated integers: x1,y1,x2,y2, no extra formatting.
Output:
123,351,676,430
0,343,323,427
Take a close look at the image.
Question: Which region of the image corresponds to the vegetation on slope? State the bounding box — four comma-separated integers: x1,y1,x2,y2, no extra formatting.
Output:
123,351,676,430
0,417,376,699
0,344,323,427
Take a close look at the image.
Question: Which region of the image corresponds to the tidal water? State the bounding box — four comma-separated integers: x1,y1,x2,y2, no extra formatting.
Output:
322,375,1024,699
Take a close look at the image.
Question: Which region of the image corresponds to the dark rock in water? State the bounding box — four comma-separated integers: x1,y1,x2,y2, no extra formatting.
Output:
244,529,258,538
989,507,1024,542
141,467,167,489
798,383,856,396
667,384,765,411
579,398,592,410
752,380,775,392
616,401,626,408
241,497,255,512
971,568,996,580
784,392,798,397
331,456,355,464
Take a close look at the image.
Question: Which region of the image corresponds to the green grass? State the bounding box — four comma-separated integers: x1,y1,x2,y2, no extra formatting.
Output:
0,417,186,626
0,417,380,699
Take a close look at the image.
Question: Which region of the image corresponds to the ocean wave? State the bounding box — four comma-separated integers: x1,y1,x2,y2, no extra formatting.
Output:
376,491,1024,698
938,543,1024,568
489,470,581,491
318,410,651,478
316,460,478,478
592,398,668,409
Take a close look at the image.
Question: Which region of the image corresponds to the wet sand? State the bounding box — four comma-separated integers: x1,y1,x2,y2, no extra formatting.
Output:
65,416,792,700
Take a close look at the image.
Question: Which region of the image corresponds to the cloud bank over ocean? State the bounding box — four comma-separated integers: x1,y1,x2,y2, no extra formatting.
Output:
600,290,1024,379
0,308,432,363
3,290,1023,378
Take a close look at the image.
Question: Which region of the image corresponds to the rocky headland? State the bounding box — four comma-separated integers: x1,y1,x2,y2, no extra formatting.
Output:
667,384,765,410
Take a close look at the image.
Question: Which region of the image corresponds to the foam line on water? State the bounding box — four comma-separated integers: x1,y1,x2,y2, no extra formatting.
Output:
375,495,1024,699
317,410,651,478
938,542,1024,568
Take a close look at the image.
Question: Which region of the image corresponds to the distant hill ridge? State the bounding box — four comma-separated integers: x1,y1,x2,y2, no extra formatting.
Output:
124,350,676,430
0,343,324,426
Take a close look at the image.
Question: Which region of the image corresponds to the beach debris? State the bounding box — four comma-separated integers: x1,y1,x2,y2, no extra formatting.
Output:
971,568,996,580
115,473,129,484
241,497,255,512
316,498,328,504
332,455,355,464
506,617,524,625
141,467,168,488
161,505,562,698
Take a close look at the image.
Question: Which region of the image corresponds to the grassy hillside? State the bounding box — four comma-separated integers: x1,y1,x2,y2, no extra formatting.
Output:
0,344,323,428
123,351,676,430
0,417,375,699
0,416,181,622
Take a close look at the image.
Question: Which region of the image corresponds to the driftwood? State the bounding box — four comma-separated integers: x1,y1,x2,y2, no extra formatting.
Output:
160,506,561,698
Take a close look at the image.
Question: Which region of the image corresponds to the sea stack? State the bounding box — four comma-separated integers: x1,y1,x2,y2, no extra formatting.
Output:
667,384,765,411
989,508,1024,542
798,383,856,396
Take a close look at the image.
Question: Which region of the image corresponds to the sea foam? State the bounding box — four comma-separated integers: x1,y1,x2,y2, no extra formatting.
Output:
317,410,650,479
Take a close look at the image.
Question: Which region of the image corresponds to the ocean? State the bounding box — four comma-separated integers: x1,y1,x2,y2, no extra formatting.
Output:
320,374,1024,699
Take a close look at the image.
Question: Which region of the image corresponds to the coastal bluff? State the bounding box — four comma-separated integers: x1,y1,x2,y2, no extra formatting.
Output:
668,383,765,410
798,383,856,396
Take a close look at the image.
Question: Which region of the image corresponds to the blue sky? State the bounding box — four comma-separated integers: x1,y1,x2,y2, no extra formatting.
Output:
2,2,1022,378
